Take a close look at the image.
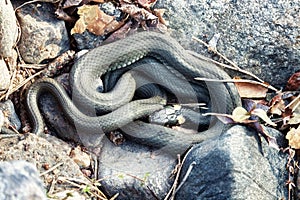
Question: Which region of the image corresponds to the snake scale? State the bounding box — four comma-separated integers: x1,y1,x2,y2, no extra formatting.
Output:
26,31,241,157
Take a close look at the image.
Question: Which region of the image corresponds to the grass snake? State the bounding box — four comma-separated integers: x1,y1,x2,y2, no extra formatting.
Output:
26,31,241,157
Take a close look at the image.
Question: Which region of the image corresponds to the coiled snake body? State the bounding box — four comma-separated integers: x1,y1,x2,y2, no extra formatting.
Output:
26,31,241,156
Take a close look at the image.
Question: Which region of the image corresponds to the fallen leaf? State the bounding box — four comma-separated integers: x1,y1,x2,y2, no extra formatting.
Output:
234,78,268,98
269,93,285,115
203,110,256,124
252,123,279,150
214,114,236,124
120,4,157,21
153,8,167,25
289,113,300,125
286,126,300,149
251,108,277,126
137,0,157,8
285,71,300,91
266,135,280,150
232,107,251,123
71,5,121,36
91,0,104,2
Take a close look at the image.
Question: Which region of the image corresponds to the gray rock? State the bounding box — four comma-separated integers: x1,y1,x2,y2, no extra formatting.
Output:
176,125,288,200
0,59,10,91
0,160,46,200
0,0,18,58
0,133,90,198
0,99,21,130
97,137,175,199
16,2,70,63
156,0,300,88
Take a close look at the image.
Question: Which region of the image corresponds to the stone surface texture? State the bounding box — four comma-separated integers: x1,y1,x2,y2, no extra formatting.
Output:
16,2,70,63
176,125,288,200
156,0,300,88
0,161,46,200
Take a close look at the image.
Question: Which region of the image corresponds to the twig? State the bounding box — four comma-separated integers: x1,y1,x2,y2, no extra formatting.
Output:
5,65,18,100
169,102,206,107
14,0,61,11
58,176,108,200
0,134,19,139
40,162,64,176
175,161,196,193
47,177,57,195
192,36,239,70
192,36,268,84
285,94,300,112
0,69,44,101
19,63,47,69
195,77,278,92
164,146,194,200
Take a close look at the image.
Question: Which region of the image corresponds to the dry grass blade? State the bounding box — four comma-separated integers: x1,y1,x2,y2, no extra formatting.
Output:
195,77,278,92
0,70,44,101
40,162,64,176
192,36,274,86
57,176,109,200
164,147,195,200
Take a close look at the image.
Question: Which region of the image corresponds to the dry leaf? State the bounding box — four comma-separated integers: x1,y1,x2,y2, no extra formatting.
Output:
251,108,276,126
153,8,167,25
120,4,157,21
71,5,117,35
137,0,157,8
232,107,251,123
286,126,300,149
269,93,285,115
289,113,300,125
234,78,268,98
91,0,105,2
203,108,256,124
286,71,300,91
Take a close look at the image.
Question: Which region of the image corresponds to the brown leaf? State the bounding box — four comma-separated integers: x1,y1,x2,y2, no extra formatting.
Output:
90,0,105,2
286,71,300,91
105,21,135,43
71,5,122,36
252,123,279,150
153,8,167,25
137,0,157,8
269,93,285,115
234,78,268,98
120,4,158,21
286,126,300,149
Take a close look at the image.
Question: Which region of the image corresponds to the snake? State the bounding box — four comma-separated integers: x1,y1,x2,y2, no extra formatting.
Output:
26,31,241,157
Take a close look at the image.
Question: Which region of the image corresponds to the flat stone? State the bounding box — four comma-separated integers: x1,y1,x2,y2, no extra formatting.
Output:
97,137,175,199
16,2,70,63
176,125,288,199
0,161,46,200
